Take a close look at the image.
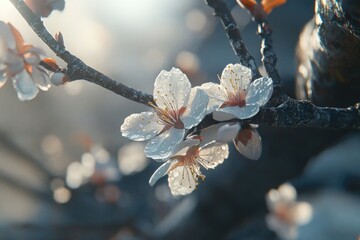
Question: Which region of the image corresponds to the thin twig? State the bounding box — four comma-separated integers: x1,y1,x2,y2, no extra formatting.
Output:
205,0,261,79
9,0,153,106
257,19,285,101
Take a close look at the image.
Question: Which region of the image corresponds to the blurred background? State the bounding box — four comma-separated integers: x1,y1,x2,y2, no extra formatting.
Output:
0,0,359,239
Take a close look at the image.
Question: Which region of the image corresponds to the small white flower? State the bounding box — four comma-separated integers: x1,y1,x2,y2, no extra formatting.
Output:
148,137,229,196
233,124,262,160
266,184,313,240
201,122,262,160
201,63,273,121
121,68,209,159
0,21,50,101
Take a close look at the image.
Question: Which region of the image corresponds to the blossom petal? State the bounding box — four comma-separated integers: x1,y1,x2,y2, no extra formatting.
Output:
171,137,200,156
200,82,227,114
278,183,297,202
145,127,185,159
153,68,191,110
294,202,313,225
220,63,252,94
197,143,229,169
181,88,209,129
149,161,172,187
246,77,273,106
32,67,50,91
214,104,260,120
168,163,199,196
216,122,241,143
12,70,39,101
266,215,297,240
0,21,15,49
234,127,262,160
121,112,163,141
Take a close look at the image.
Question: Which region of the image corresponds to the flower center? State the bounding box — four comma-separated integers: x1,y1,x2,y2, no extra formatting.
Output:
149,99,186,130
221,89,246,108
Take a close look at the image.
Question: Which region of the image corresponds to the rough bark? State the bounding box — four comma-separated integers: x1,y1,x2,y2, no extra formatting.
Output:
296,0,360,107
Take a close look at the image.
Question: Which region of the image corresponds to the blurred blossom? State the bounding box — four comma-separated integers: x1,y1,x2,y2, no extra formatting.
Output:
266,184,313,240
0,21,51,100
53,187,71,204
118,142,148,175
41,134,63,156
185,9,207,32
175,51,200,75
91,144,111,164
66,161,85,189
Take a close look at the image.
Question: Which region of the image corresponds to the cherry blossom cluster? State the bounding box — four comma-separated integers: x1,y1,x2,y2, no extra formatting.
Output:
121,64,273,196
0,21,65,100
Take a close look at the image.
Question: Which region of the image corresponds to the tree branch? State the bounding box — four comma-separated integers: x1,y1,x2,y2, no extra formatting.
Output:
9,0,360,130
9,0,153,106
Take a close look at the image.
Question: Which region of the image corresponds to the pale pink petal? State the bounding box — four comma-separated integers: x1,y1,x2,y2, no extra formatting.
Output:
144,127,185,159
293,202,313,225
5,52,24,75
197,143,229,169
220,63,252,94
171,138,200,156
215,104,260,120
32,67,51,91
246,76,273,106
12,69,39,101
233,127,262,160
278,184,297,202
216,122,241,143
0,21,15,49
266,215,297,240
121,112,163,141
200,82,227,114
168,163,200,196
153,68,191,110
181,88,208,129
23,52,41,65
149,161,172,187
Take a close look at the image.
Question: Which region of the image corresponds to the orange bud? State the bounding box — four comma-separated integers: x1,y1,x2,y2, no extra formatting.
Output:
42,57,60,71
236,0,258,12
261,0,287,14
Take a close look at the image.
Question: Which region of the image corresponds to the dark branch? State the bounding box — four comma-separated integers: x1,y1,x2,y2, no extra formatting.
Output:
257,19,284,102
9,0,360,129
9,0,153,106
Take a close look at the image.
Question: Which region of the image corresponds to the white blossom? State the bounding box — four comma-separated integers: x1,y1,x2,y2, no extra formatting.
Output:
148,137,229,196
266,184,313,240
121,68,209,159
0,21,50,101
201,63,273,121
201,122,262,160
233,125,262,160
